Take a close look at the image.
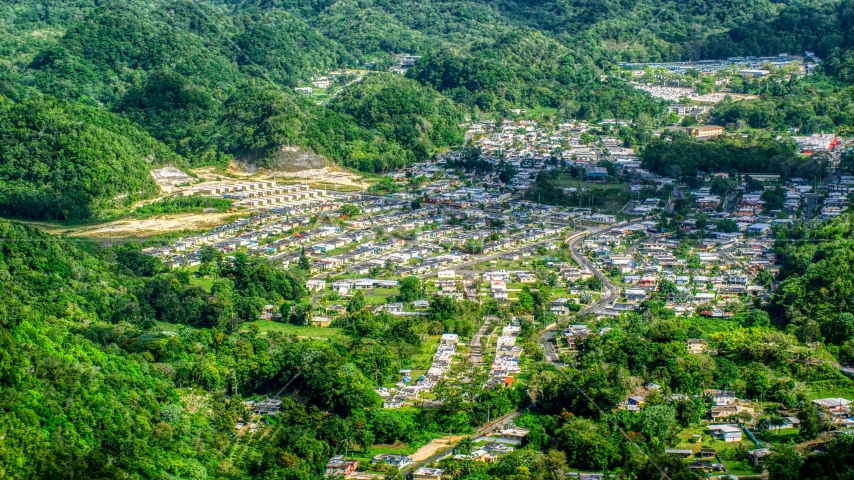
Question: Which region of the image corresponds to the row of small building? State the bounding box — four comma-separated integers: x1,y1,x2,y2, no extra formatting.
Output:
379,334,461,409
488,324,523,388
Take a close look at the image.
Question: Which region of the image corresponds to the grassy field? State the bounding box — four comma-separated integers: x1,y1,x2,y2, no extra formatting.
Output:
156,320,349,340
189,276,215,293
802,379,854,401
469,259,536,271
757,428,800,448
550,175,627,190
248,321,348,340
398,335,441,386
350,443,419,472
684,316,742,338
719,458,762,477
365,287,399,305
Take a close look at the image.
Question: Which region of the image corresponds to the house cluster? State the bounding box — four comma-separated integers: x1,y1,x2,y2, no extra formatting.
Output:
379,334,460,409
632,85,757,103
819,176,853,219
665,447,724,473
563,324,595,350
621,53,809,75
706,390,754,424
142,193,416,268
814,397,853,426
576,223,769,316
488,324,524,387
454,423,530,463
191,181,334,210
325,456,359,478
458,119,646,192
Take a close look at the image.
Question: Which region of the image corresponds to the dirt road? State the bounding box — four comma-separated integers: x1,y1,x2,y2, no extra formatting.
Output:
22,213,238,239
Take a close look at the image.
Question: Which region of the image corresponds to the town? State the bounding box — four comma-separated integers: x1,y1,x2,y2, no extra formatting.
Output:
139,113,854,478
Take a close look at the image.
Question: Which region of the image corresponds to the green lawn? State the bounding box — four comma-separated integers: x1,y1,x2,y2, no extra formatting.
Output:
757,428,800,448
399,335,441,384
156,320,199,332
550,175,627,191
156,319,347,340
324,243,360,256
685,316,742,338
672,425,737,451
350,443,418,472
802,379,854,401
719,458,762,477
189,276,215,293
245,321,348,340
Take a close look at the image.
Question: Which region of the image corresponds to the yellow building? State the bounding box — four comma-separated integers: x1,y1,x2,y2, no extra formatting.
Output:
686,125,724,138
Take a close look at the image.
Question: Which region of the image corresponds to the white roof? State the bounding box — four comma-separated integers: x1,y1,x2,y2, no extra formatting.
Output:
814,398,851,407
708,424,741,433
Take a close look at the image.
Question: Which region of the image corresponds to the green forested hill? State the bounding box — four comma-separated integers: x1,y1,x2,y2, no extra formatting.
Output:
1,0,854,219
0,96,169,220
0,220,510,478
329,74,466,163
771,213,854,351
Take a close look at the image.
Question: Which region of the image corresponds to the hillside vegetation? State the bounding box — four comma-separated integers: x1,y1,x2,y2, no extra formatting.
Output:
771,214,854,354
329,74,466,163
4,213,854,477
1,0,854,218
0,96,167,220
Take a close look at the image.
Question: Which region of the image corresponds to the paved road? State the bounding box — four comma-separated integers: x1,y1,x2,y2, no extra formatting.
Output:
541,220,644,366
668,185,686,213
468,317,493,365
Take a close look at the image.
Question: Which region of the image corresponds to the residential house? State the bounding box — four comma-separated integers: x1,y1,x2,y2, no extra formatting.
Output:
665,449,693,459
413,467,445,480
687,460,725,472
383,395,405,409
624,289,648,303
325,456,358,478
496,428,529,445
813,398,852,419
707,424,743,442
306,279,326,292
326,304,347,315
710,405,753,421
706,390,737,405
626,395,645,412
371,454,412,468
748,448,770,467
550,298,575,316
253,398,282,416
698,448,717,459
687,338,708,354
517,272,537,283
310,316,332,328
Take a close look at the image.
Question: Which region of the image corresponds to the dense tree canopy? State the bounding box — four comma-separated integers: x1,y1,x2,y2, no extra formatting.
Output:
641,131,815,178
0,95,167,220
771,213,854,349
330,74,466,162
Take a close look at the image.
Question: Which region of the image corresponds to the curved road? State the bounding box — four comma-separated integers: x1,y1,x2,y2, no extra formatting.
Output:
541,220,644,365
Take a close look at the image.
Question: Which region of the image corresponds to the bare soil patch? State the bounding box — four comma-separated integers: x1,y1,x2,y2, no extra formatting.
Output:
409,435,466,462
29,212,238,239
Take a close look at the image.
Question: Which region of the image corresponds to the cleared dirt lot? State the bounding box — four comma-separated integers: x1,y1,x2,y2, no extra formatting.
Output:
24,212,238,239
409,435,466,462
192,165,369,190
14,162,369,240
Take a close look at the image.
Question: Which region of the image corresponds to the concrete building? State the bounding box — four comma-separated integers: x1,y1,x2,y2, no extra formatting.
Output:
686,125,724,138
